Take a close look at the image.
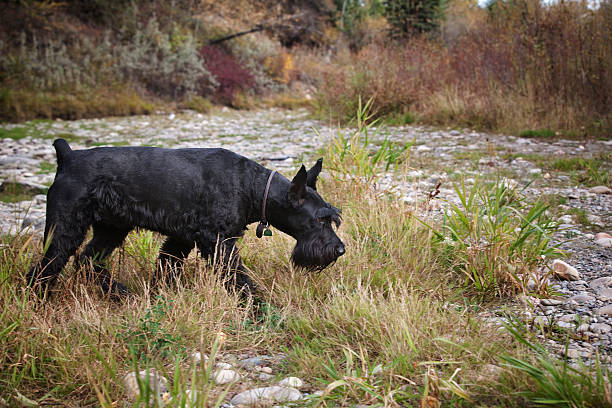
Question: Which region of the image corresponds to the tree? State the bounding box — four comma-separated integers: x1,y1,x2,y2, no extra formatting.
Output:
383,0,447,37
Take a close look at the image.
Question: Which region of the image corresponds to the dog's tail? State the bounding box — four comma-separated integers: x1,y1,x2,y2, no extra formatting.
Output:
53,138,72,167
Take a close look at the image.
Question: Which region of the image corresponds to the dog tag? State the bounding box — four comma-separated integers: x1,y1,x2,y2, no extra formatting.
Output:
263,228,272,236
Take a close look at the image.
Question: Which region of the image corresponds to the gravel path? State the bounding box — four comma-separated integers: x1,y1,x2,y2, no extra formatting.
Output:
1,108,611,365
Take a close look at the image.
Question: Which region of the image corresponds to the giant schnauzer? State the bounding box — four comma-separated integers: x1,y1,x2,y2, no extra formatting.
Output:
27,139,345,297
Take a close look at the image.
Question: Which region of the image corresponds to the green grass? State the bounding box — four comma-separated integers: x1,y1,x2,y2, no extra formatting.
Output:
36,161,56,175
0,182,47,203
518,129,557,139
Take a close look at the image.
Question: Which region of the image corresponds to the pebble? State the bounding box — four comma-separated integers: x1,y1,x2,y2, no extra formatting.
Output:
594,232,612,248
123,369,168,402
213,369,241,384
551,259,581,281
589,186,612,194
278,377,304,389
229,386,302,405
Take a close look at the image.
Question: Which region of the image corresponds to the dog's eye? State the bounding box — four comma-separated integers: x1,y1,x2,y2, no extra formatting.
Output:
318,217,329,225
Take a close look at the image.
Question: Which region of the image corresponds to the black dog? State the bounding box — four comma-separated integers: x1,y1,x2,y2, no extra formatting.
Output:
27,139,345,297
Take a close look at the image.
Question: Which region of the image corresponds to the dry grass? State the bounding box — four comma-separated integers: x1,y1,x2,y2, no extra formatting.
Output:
0,169,537,406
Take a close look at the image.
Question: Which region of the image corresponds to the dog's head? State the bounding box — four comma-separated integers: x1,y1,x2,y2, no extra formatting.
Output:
271,159,345,270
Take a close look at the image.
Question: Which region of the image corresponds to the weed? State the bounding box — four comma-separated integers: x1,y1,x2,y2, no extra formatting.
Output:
501,318,612,407
118,296,186,362
436,177,562,298
325,97,412,183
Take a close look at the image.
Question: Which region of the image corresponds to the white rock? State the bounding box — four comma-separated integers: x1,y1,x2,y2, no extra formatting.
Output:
191,352,209,364
230,386,302,405
594,232,612,248
123,369,168,401
213,369,241,385
279,377,304,389
551,259,580,281
589,186,612,194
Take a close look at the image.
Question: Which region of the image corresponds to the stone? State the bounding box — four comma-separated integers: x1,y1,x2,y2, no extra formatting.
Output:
569,293,595,303
279,377,304,389
213,369,241,384
258,372,274,381
123,369,169,402
594,233,612,248
551,259,580,281
596,305,612,316
597,288,612,301
239,356,268,368
577,323,590,332
590,276,612,289
191,352,209,364
589,186,612,194
230,386,302,405
541,298,564,306
590,323,612,334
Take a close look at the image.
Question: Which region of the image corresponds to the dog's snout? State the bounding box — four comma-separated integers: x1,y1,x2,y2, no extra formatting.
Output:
335,244,345,257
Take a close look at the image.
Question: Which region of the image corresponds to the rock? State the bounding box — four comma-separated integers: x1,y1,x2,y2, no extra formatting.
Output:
213,369,241,384
191,352,209,364
589,323,611,334
257,366,273,374
596,288,612,301
577,323,590,332
589,186,612,194
541,298,564,306
594,233,612,248
551,259,580,281
569,293,595,303
279,377,303,389
230,386,302,406
123,369,169,401
590,276,612,289
239,356,268,368
258,372,274,381
597,305,612,316
566,348,581,359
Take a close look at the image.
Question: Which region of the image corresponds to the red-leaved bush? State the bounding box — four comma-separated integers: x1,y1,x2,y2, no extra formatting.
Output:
200,45,254,105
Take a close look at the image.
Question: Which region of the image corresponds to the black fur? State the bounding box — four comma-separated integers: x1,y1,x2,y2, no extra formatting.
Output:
27,139,345,297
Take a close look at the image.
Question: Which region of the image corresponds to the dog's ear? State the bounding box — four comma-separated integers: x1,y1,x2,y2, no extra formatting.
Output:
306,158,323,190
288,165,307,207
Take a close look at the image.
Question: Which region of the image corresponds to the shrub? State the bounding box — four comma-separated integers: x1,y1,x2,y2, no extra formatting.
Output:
200,45,255,106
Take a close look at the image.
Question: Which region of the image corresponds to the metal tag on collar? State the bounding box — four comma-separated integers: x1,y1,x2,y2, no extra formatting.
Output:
256,222,272,238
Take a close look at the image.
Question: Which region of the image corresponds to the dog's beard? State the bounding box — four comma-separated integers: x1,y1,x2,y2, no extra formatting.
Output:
291,238,339,272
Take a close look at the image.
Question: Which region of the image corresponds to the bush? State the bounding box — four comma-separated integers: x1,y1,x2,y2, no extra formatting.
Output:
200,45,255,106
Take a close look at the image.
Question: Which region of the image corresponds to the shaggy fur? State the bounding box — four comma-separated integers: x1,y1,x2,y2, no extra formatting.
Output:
27,139,345,297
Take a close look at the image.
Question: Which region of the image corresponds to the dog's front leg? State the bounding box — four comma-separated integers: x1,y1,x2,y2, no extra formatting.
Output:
200,238,256,296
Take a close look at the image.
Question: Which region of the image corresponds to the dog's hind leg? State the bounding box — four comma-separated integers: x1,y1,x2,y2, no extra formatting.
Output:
77,223,131,297
154,236,195,287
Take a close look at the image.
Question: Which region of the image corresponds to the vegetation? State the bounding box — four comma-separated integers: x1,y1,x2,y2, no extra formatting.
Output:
0,0,609,138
